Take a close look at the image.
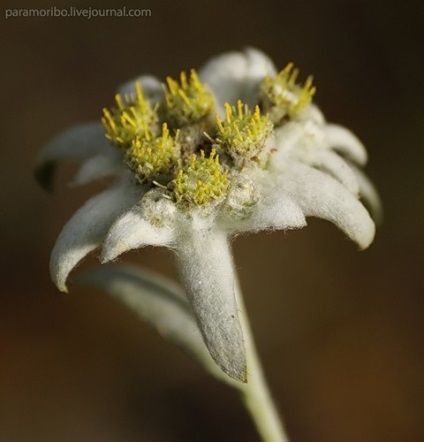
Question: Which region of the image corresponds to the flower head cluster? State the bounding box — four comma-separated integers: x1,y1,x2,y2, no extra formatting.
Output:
36,48,381,382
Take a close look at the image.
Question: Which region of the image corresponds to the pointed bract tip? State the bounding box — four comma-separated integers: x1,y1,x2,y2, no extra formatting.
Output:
217,359,247,383
34,161,56,191
55,281,69,294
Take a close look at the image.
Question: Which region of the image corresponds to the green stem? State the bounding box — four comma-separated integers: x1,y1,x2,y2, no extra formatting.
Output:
234,278,291,442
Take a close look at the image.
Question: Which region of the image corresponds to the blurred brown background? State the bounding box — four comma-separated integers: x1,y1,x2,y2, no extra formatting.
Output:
1,0,423,441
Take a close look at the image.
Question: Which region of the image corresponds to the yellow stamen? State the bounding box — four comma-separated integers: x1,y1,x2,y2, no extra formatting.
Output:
260,62,316,122
126,122,180,182
101,82,158,149
215,100,272,168
170,148,229,207
164,69,215,126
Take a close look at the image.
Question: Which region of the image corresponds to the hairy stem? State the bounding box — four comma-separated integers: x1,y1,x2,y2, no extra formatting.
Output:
234,274,291,442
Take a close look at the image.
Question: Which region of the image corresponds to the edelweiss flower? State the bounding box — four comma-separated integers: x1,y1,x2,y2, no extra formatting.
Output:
36,48,380,382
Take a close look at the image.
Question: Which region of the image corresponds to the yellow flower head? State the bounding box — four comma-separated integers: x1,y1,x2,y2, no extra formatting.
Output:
216,100,272,168
260,62,316,122
126,123,180,183
164,70,215,126
102,82,158,149
170,149,229,207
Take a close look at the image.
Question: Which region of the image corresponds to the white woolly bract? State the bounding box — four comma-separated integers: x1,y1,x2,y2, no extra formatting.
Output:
71,152,123,186
281,163,375,249
199,47,276,115
310,150,360,196
174,228,247,382
324,123,368,165
37,122,113,165
101,204,176,263
50,178,140,292
117,75,164,104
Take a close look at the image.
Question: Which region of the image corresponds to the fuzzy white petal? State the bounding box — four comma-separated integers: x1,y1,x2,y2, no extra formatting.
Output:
223,190,306,233
39,122,110,161
325,124,368,165
36,122,114,190
311,150,360,195
199,47,276,114
71,152,123,186
271,120,326,170
351,166,383,223
117,75,163,104
249,191,306,232
175,228,246,382
301,104,326,124
283,163,375,249
273,121,306,156
50,179,140,293
101,205,176,263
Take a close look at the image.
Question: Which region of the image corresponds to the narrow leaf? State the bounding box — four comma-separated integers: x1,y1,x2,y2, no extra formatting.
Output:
75,264,240,386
